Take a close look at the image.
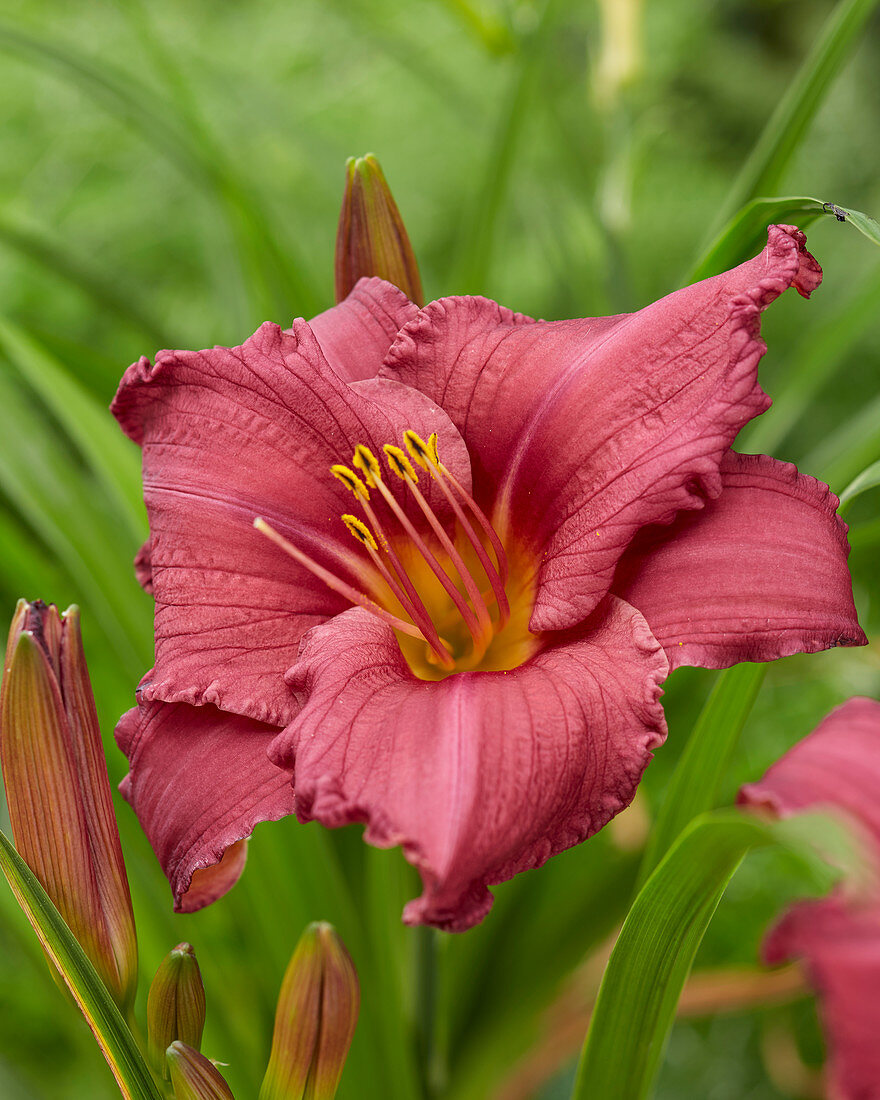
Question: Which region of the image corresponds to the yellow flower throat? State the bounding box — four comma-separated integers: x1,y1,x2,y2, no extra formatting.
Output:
255,430,539,681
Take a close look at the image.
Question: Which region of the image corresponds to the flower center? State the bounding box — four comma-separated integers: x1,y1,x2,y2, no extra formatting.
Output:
255,431,539,680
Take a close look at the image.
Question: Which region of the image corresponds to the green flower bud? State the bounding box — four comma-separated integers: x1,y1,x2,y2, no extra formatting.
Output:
0,601,137,1009
166,1041,235,1100
259,922,359,1100
334,154,424,306
147,942,207,1078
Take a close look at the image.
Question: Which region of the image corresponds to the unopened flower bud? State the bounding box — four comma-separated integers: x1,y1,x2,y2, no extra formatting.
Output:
166,1041,235,1100
259,922,359,1100
334,153,424,306
0,601,137,1009
147,942,207,1078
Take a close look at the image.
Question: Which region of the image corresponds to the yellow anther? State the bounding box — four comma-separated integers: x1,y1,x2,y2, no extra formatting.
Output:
341,514,378,550
383,444,417,481
352,444,382,487
428,433,440,464
403,430,432,471
331,464,369,499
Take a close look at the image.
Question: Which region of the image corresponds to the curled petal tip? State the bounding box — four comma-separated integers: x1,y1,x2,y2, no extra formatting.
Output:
334,153,424,306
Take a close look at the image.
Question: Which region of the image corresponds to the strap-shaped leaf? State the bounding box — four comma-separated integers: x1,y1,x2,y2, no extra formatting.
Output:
639,664,766,885
689,196,880,283
571,808,855,1100
707,0,880,236
0,829,161,1100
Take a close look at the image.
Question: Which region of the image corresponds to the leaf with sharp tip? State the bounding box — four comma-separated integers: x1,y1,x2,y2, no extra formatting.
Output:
0,829,161,1100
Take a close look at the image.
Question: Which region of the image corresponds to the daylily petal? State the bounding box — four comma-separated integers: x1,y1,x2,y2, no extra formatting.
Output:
612,452,865,670
271,599,668,931
116,699,296,911
738,698,880,840
307,276,419,382
112,320,470,727
382,225,821,631
739,698,880,1100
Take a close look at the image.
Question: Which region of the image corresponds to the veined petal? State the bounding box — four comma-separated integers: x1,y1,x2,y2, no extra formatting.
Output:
116,699,296,911
739,699,880,1100
612,452,865,670
307,276,419,382
382,225,821,631
112,319,469,727
271,601,668,931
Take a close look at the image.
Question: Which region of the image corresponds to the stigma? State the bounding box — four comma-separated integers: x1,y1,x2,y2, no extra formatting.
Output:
255,432,523,677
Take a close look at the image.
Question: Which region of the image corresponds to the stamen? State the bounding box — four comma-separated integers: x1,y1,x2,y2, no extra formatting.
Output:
384,446,495,644
254,517,424,640
359,447,490,652
352,444,381,488
332,465,369,500
403,431,510,619
340,515,454,669
383,444,417,482
341,514,378,550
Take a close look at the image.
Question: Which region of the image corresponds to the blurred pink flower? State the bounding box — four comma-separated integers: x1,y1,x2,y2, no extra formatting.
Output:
739,697,880,1100
112,225,864,930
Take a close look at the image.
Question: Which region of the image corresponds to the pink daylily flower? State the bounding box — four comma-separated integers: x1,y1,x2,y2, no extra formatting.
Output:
739,698,880,1100
113,225,865,931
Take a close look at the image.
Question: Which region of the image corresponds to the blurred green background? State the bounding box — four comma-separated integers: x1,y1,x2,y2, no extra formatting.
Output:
0,0,878,1097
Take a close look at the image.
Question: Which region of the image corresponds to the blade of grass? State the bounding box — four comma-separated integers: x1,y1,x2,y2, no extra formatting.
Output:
571,808,853,1100
0,318,145,546
0,367,149,680
707,0,880,240
686,196,880,284
804,389,880,490
0,212,175,349
454,0,563,291
0,830,162,1100
839,458,880,511
638,663,766,887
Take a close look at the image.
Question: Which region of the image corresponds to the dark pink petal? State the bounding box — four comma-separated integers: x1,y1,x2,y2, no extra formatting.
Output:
739,699,880,1100
739,697,880,845
271,600,668,932
612,452,865,671
382,226,821,632
306,277,419,382
116,700,296,912
112,320,470,727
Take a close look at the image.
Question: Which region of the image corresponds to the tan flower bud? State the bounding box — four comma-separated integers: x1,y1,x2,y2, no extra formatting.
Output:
334,154,424,306
166,1041,235,1100
0,601,137,1009
147,942,207,1078
259,922,359,1100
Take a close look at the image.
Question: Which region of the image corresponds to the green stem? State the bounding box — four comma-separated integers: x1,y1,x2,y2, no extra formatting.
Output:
415,926,441,1099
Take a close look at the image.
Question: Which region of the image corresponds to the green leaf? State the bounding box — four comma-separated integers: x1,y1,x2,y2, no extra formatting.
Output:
839,457,880,511
639,663,766,886
0,829,162,1100
571,809,853,1100
707,0,880,239
688,196,880,283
